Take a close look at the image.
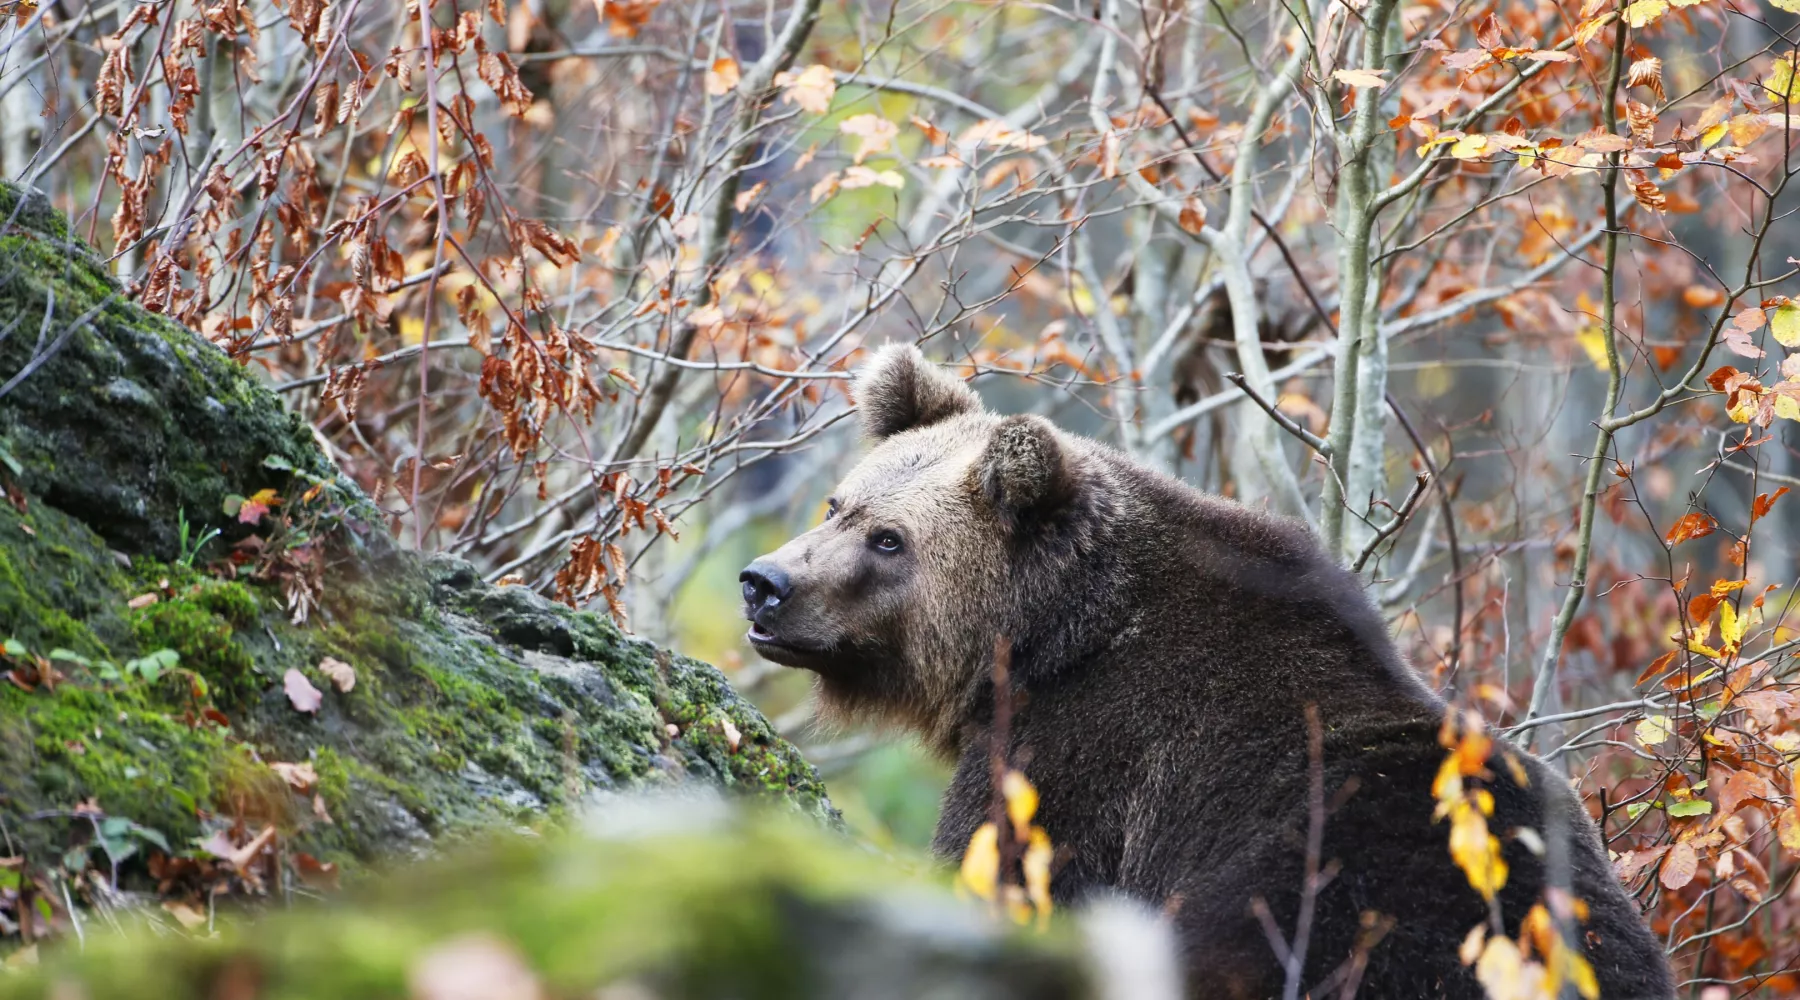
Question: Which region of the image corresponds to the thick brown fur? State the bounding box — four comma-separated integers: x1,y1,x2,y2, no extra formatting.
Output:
742,345,1674,999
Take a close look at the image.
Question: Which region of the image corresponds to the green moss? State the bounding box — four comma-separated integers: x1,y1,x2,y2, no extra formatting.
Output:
129,582,260,701
0,498,130,657
0,683,229,861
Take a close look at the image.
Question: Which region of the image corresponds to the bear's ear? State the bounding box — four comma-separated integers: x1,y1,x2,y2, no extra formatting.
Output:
853,344,980,440
979,414,1073,524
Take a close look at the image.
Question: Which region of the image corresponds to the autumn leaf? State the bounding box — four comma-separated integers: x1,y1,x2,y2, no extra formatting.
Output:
1177,197,1208,236
598,0,656,37
1772,302,1800,347
1752,486,1789,522
1664,511,1716,546
1022,827,1053,926
1635,649,1679,686
704,57,740,96
1447,800,1508,899
1332,68,1389,88
1001,769,1039,839
774,64,836,114
958,822,1000,900
1474,935,1543,1000
234,487,280,526
1623,0,1669,26
284,668,323,713
1777,807,1800,856
838,114,898,164
1636,715,1674,747
1766,54,1800,103
839,166,905,190
318,656,356,692
1719,768,1775,818
1661,840,1698,889
270,760,319,792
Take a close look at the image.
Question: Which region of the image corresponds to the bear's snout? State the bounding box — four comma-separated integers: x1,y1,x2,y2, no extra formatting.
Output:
739,559,792,615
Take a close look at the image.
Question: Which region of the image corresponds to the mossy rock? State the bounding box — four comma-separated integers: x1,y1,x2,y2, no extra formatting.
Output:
0,182,833,907
0,801,1137,999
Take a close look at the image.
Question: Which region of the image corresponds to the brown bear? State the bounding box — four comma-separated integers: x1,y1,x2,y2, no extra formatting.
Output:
740,344,1673,999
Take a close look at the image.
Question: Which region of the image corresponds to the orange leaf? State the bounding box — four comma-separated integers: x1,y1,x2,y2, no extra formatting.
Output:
1720,768,1776,818
1665,511,1716,546
1635,649,1679,686
1753,487,1790,523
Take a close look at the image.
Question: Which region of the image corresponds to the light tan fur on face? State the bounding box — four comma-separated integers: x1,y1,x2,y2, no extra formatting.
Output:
819,413,1010,751
746,343,1082,756
749,408,1014,754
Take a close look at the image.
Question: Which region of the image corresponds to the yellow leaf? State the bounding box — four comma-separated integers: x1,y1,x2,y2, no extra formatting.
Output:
1772,304,1800,347
1700,123,1729,149
1433,753,1463,810
1766,55,1800,103
1575,320,1609,369
1002,769,1039,838
1687,635,1726,658
1417,132,1463,158
1022,827,1054,926
1771,0,1800,12
1565,949,1601,1000
1448,801,1508,899
1776,394,1800,422
1636,715,1674,747
1623,0,1669,25
1574,12,1614,46
1449,134,1490,159
1719,599,1754,650
1777,807,1800,856
958,823,1000,900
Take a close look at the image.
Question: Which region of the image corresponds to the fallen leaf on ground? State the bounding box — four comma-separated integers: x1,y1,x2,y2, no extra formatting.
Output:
318,656,356,692
285,668,323,713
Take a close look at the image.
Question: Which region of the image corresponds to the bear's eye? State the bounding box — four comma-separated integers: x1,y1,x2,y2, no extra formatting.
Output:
870,530,903,554
825,498,839,521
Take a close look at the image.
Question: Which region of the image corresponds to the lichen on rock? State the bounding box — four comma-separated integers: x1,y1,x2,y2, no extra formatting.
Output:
0,181,833,910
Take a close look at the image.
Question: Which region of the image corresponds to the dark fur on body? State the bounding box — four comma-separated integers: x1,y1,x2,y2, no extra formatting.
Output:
741,346,1673,999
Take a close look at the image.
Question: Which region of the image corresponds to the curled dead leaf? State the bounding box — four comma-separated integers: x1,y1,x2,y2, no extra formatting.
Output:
318,656,356,693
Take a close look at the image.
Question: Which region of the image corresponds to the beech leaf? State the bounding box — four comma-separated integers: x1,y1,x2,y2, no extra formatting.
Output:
284,668,323,713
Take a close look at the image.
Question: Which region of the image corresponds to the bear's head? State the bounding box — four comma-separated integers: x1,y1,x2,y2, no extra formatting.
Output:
739,344,1096,752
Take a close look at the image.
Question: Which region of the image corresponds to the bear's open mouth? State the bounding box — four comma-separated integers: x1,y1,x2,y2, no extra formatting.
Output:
745,623,826,667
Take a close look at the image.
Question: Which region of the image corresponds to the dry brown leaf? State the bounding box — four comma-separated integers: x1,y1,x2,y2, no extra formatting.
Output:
318,656,356,693
271,760,319,793
1661,840,1698,890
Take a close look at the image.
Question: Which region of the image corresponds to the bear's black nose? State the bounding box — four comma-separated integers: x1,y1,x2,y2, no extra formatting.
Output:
739,561,792,612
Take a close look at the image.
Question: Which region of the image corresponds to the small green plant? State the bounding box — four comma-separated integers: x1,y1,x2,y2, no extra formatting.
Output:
53,646,180,684
175,507,221,568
